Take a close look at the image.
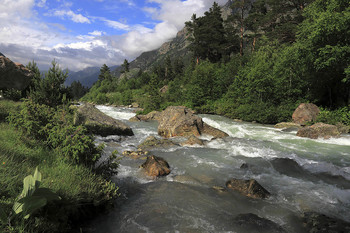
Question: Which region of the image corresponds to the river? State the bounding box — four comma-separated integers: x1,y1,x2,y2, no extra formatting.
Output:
88,105,350,233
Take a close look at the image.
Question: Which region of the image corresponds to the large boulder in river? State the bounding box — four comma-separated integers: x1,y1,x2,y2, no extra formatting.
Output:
296,122,340,139
141,155,170,177
157,106,228,138
292,103,320,125
74,103,133,136
226,178,270,199
0,55,34,91
138,136,178,151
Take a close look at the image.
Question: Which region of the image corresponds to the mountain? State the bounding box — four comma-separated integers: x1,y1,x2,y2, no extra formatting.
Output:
112,27,192,78
65,65,119,88
112,1,236,79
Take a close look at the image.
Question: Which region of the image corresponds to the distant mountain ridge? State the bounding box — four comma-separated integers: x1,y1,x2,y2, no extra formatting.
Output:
65,65,119,88
112,27,192,78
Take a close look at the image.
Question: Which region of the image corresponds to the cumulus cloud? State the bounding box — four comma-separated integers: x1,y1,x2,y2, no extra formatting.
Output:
53,9,91,23
0,0,228,71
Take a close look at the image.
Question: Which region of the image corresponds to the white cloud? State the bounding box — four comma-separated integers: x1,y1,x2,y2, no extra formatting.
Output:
54,9,91,23
36,0,46,7
0,0,35,19
88,30,105,36
103,19,130,30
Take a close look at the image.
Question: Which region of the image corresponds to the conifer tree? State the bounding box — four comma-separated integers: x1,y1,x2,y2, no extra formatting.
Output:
121,59,130,73
98,64,111,81
186,2,230,63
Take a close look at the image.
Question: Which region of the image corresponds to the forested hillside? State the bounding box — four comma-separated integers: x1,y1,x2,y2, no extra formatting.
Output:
82,0,350,124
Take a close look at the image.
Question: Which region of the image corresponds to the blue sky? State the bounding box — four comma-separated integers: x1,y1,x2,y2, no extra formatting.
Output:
0,0,227,71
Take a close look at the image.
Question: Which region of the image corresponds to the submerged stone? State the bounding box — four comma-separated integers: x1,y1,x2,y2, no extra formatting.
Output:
302,212,350,233
137,136,178,151
226,178,270,199
233,213,286,233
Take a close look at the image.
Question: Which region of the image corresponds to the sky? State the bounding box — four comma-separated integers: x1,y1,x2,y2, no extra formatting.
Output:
0,0,227,71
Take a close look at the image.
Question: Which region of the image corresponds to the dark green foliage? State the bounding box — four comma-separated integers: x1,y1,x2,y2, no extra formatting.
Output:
68,80,88,100
2,88,22,101
296,0,350,106
8,100,102,167
316,107,350,126
121,59,130,73
98,64,111,81
186,2,231,62
28,60,69,108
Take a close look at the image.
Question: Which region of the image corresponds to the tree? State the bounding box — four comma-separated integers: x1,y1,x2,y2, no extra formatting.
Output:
68,80,88,100
228,0,253,56
28,60,68,107
98,64,111,81
296,0,350,106
186,2,230,63
121,59,130,73
164,56,174,80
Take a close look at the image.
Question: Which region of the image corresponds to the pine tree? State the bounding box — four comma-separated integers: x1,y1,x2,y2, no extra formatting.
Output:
29,60,68,107
186,2,230,63
121,59,130,73
98,64,111,81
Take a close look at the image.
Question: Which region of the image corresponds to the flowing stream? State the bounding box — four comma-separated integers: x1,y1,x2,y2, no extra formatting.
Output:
88,106,350,233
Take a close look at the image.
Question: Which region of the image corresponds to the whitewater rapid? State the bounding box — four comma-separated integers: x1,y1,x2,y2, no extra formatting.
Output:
90,106,350,233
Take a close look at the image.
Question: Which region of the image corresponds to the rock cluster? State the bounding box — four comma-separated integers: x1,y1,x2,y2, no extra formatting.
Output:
74,103,134,136
122,149,149,160
0,54,34,91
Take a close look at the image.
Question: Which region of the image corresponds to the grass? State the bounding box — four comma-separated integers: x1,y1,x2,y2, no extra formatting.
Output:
0,100,118,232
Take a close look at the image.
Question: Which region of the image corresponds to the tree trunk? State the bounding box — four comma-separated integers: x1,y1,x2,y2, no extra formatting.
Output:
252,37,256,52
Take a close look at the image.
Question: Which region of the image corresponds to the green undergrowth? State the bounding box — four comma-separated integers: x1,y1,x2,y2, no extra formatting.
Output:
0,100,118,232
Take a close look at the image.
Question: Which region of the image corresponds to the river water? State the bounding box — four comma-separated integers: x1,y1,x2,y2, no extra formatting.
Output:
89,106,350,233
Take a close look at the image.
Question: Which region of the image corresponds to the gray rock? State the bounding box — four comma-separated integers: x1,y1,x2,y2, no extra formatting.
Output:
74,103,133,136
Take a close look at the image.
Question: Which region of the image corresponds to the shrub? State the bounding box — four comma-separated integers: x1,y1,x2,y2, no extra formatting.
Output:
316,107,350,126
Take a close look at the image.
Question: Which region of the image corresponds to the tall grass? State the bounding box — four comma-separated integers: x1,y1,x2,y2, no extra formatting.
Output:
0,100,118,232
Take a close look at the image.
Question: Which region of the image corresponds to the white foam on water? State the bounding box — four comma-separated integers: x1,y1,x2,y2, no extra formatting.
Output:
188,154,227,169
116,165,153,184
96,105,136,120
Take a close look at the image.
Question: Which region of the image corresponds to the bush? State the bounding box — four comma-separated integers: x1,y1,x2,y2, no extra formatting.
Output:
8,100,103,167
316,107,350,126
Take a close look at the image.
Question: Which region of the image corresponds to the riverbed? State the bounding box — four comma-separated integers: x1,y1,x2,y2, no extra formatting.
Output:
88,106,350,232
